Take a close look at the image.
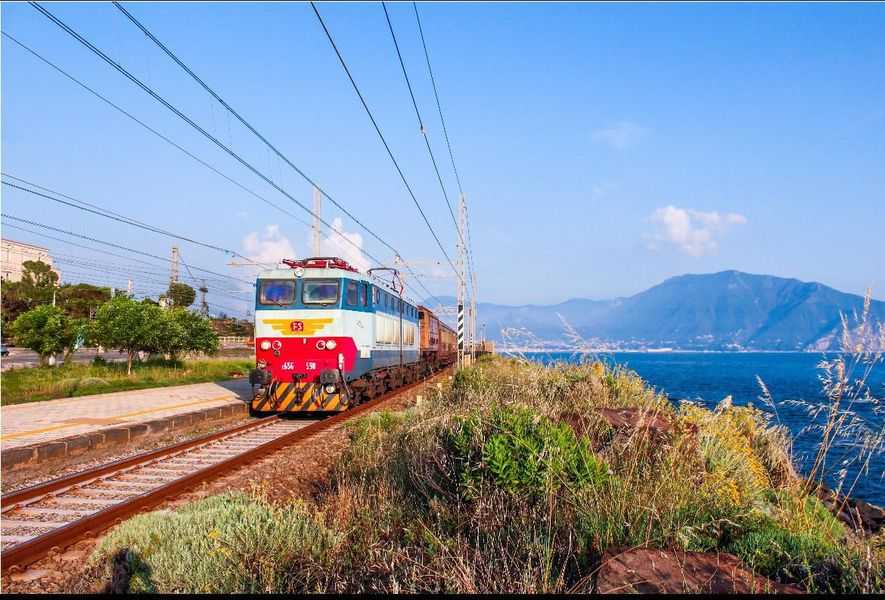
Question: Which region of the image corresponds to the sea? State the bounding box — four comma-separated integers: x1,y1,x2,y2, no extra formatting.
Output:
519,351,885,505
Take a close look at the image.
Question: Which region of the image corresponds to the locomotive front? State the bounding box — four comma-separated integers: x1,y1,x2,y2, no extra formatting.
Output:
249,257,363,414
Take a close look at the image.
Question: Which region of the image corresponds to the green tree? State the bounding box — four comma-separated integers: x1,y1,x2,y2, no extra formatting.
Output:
18,260,59,306
58,283,113,319
1,261,59,328
91,296,171,374
10,305,78,366
167,309,220,358
167,282,196,308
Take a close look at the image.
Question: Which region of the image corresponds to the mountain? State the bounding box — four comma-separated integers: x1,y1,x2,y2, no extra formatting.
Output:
429,271,884,351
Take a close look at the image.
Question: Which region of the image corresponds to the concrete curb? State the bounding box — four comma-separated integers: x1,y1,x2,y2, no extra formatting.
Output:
1,402,248,473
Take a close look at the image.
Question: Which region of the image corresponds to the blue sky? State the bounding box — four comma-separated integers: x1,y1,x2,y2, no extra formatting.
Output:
2,2,883,315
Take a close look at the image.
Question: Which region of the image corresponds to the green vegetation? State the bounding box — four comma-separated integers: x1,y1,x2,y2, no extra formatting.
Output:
165,282,196,309
92,297,219,374
0,358,252,406
89,356,885,593
93,494,337,593
10,304,86,366
1,260,118,330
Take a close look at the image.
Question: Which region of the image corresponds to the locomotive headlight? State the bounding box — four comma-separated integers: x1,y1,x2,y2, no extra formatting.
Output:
324,384,336,394
325,339,337,350
316,340,326,350
259,340,271,351
271,340,282,351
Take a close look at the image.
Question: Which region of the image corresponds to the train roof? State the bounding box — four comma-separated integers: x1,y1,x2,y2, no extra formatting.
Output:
256,257,419,305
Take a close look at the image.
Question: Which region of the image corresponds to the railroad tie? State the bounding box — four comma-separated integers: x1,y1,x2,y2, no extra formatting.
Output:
1,519,71,530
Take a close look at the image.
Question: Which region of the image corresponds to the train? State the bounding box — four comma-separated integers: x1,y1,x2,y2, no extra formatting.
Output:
248,256,457,414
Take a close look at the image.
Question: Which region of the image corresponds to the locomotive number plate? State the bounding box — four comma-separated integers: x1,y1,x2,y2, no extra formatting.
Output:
290,320,304,332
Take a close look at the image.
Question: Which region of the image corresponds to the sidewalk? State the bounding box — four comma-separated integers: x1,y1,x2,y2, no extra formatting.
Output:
1,380,253,467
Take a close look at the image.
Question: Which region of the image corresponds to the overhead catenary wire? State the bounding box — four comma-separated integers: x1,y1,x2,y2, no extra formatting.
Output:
413,2,477,295
27,2,390,277
111,1,403,261
1,213,252,286
106,2,446,306
2,178,269,268
18,4,450,310
309,2,462,284
0,31,314,235
381,1,464,252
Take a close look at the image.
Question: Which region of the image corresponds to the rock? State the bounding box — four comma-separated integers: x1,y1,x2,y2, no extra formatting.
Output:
596,548,802,594
814,483,885,535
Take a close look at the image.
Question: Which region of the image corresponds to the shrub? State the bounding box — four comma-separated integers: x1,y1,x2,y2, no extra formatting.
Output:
91,493,338,593
450,405,611,497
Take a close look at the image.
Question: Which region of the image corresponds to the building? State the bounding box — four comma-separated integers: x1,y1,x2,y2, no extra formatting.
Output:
1,238,61,283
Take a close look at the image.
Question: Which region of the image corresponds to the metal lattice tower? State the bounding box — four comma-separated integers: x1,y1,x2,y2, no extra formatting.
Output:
199,279,209,316
170,246,180,285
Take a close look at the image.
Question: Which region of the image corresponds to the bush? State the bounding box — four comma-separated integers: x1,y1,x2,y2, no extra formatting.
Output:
449,405,611,497
91,493,338,593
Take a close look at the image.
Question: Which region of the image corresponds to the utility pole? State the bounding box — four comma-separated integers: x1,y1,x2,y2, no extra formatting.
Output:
170,246,180,285
457,193,467,368
312,186,322,257
127,279,133,297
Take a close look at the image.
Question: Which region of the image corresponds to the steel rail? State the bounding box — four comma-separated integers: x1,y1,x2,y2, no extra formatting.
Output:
0,373,442,574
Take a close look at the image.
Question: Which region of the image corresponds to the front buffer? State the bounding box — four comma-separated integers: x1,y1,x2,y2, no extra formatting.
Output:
249,335,356,414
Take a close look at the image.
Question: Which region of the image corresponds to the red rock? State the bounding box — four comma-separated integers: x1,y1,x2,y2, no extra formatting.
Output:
596,548,802,594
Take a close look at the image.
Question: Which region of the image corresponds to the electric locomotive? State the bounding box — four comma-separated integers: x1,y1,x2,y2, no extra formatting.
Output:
249,256,449,414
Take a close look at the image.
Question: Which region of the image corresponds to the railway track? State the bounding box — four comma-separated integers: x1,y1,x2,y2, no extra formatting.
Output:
0,374,440,574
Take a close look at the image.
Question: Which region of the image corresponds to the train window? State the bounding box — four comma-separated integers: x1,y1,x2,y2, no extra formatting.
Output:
418,310,425,320
371,286,379,305
360,283,368,307
258,279,295,306
302,279,339,305
345,280,359,306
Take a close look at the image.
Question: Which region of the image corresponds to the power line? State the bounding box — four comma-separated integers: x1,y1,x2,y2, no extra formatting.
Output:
19,4,450,311
413,2,477,295
1,31,314,235
2,177,268,268
111,1,404,262
28,2,387,275
381,1,463,250
1,213,252,285
413,2,464,198
309,2,461,283
106,2,447,307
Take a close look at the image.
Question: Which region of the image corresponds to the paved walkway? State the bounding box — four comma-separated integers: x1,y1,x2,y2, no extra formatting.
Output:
1,380,252,450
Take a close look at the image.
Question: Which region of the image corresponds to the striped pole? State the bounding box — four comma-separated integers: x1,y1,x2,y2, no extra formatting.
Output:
457,303,465,366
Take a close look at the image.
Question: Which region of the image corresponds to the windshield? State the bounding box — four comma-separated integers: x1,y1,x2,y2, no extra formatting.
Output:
303,279,340,305
258,280,296,305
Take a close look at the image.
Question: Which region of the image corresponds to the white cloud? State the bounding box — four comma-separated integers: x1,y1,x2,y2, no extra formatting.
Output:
242,224,296,267
242,219,370,275
592,121,647,150
318,217,371,273
648,205,748,257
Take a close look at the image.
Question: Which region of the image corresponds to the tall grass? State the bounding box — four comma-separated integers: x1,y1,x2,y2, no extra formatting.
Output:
90,355,884,593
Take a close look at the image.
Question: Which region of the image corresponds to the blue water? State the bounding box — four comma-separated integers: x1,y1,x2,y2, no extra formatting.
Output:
521,352,885,505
